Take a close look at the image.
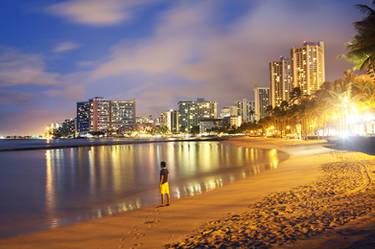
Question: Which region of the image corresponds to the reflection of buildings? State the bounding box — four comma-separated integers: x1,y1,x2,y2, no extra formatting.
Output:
254,88,270,121
76,97,136,134
160,110,180,133
40,141,282,225
178,98,218,132
269,56,291,108
290,41,325,95
45,150,55,218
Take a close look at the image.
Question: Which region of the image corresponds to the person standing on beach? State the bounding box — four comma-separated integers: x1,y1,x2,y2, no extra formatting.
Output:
159,161,170,206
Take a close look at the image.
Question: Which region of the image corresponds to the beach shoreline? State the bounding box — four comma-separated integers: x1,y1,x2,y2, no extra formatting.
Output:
0,137,374,249
0,136,228,152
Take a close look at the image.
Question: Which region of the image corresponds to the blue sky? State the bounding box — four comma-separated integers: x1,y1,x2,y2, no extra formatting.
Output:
0,0,368,135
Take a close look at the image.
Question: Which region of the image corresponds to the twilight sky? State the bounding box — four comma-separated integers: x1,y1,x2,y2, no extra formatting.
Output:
0,0,368,135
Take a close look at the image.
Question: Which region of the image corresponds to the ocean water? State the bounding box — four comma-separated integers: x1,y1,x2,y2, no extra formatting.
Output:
0,141,287,238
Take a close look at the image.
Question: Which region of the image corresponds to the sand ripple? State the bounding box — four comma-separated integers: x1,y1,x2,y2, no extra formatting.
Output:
166,153,375,249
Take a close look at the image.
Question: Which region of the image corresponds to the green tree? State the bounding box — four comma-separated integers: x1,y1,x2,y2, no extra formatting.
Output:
343,1,375,73
191,126,200,135
289,87,302,104
352,74,375,111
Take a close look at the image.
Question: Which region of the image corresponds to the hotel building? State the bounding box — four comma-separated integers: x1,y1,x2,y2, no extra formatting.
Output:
76,97,136,134
220,106,238,119
254,88,270,121
237,98,254,123
91,97,111,132
290,41,325,95
160,110,180,133
76,101,91,133
178,98,217,132
110,100,136,131
269,57,291,108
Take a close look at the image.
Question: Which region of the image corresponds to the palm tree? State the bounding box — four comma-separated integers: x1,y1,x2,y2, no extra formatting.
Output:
313,82,335,135
270,106,283,137
279,101,289,136
315,72,354,135
343,1,375,74
352,74,375,111
289,87,302,104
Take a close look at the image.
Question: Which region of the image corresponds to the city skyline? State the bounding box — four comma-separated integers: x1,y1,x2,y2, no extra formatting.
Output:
0,0,365,135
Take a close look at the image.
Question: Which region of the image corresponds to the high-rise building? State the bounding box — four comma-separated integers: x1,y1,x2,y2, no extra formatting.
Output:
269,57,291,108
91,97,111,132
76,97,136,134
47,119,76,138
110,100,136,131
178,98,217,132
249,101,255,122
159,112,169,129
200,118,223,133
136,116,154,125
223,116,242,129
237,99,253,123
220,106,238,119
170,110,179,133
76,101,91,133
61,118,76,137
290,41,325,95
254,88,270,121
159,110,180,133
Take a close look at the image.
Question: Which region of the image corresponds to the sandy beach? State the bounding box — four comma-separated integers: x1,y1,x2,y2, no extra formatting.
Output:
1,137,375,249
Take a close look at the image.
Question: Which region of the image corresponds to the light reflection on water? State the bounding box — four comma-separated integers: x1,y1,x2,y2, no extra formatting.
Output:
0,141,286,238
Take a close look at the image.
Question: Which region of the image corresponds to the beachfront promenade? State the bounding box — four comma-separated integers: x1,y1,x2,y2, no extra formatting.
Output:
1,137,375,248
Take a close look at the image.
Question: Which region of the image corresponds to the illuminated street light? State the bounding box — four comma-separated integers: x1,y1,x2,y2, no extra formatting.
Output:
350,104,358,113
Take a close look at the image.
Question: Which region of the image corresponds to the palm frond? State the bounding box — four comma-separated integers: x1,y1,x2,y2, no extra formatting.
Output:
355,4,375,15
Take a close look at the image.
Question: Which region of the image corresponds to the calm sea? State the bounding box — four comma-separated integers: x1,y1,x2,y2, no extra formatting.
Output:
0,140,287,238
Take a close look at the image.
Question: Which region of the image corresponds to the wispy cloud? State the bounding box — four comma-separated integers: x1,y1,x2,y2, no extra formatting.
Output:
0,90,38,105
0,47,86,97
90,0,357,112
46,0,156,26
0,47,62,87
54,41,80,53
92,1,214,78
0,47,86,135
1,0,360,135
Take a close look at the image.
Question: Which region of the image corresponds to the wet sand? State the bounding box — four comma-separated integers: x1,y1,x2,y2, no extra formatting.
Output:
1,137,374,249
